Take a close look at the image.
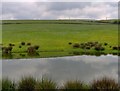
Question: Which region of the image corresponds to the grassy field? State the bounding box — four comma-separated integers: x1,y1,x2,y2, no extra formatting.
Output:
2,20,119,58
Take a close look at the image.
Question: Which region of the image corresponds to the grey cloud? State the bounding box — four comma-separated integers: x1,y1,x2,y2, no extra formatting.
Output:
1,2,118,20
45,2,91,11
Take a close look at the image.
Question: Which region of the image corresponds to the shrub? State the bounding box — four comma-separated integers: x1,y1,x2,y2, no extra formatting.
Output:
2,78,16,91
27,46,36,55
19,54,25,57
9,43,12,46
91,77,119,90
73,51,80,55
112,46,118,50
27,43,31,46
27,46,39,56
2,47,6,51
7,46,13,52
34,45,39,50
68,42,72,45
86,46,91,50
35,78,57,91
18,76,36,91
61,80,85,89
113,20,119,24
94,46,105,51
21,42,25,46
104,43,108,46
9,43,15,46
2,47,13,55
118,46,120,50
12,44,15,46
19,46,22,48
80,45,86,49
101,47,105,51
94,46,101,51
73,43,80,48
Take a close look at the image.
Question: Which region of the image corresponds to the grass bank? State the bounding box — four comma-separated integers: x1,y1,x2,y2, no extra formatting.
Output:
1,76,119,90
2,20,119,59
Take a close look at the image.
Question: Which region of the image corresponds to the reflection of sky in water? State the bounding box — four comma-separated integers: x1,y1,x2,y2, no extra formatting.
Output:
2,55,118,85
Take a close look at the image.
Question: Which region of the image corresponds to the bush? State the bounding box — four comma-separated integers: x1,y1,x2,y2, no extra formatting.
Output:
2,47,13,55
86,46,91,50
7,46,13,52
19,46,22,48
18,76,36,91
112,46,118,50
27,43,31,46
21,42,25,46
27,46,36,56
2,78,16,91
73,51,80,55
91,77,119,90
9,43,12,46
94,46,101,51
94,46,105,51
19,54,25,57
35,78,57,91
104,43,108,46
68,42,72,45
73,43,80,48
9,43,15,46
34,45,39,50
61,80,85,89
101,47,105,51
27,46,39,56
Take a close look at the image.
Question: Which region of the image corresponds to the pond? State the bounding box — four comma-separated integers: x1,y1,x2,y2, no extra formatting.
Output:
2,55,118,85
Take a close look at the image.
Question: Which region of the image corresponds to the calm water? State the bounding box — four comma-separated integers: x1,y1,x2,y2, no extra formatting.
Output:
2,55,118,85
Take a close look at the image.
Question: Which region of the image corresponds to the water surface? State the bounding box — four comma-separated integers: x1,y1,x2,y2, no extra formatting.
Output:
2,55,118,85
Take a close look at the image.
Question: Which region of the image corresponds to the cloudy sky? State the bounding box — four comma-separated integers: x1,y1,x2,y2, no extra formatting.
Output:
1,1,118,20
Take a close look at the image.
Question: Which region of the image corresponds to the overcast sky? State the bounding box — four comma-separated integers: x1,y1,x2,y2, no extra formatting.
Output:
1,1,118,20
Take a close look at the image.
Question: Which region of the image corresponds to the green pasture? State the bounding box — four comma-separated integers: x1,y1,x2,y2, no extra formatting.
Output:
2,20,118,58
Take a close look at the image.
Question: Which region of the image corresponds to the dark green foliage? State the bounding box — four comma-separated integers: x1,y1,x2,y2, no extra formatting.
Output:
2,76,119,90
2,78,16,91
19,54,25,57
27,46,39,56
27,43,31,46
27,46,36,56
94,46,105,51
9,43,12,46
91,77,119,90
112,46,120,50
19,46,22,48
73,43,80,48
73,51,80,55
112,46,118,50
68,42,72,45
104,43,108,46
34,45,39,50
86,46,90,50
35,78,57,91
7,46,13,51
2,46,13,55
61,80,85,90
9,43,15,46
18,76,36,91
101,47,105,51
113,20,120,24
21,42,25,46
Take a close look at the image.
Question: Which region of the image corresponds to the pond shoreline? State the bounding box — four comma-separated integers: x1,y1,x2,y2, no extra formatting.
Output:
2,54,119,60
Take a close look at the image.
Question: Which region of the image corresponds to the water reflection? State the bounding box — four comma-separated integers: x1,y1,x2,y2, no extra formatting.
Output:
2,55,118,85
